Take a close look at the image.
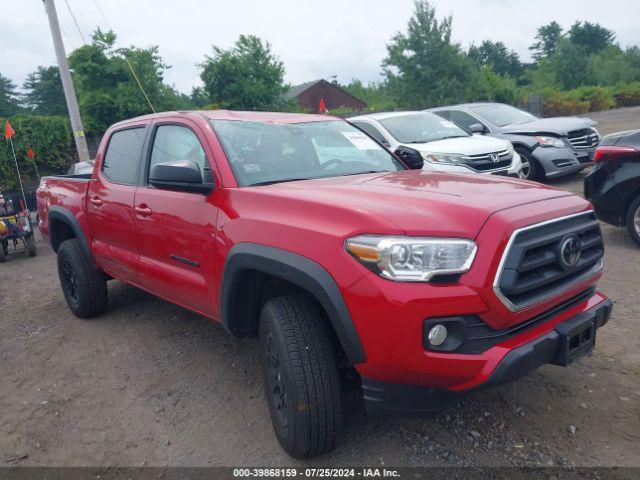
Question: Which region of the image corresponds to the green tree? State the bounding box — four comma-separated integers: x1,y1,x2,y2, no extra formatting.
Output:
200,35,288,110
468,40,522,78
69,28,190,135
343,80,395,112
472,67,518,104
0,74,22,116
568,21,615,56
190,86,208,108
548,38,589,89
587,45,640,86
22,66,67,115
382,0,476,108
529,21,563,61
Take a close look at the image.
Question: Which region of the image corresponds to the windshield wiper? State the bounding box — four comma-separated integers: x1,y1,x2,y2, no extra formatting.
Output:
249,178,309,186
407,135,467,144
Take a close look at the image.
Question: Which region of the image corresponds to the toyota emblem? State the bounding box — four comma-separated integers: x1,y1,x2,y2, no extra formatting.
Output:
559,236,581,269
489,153,499,163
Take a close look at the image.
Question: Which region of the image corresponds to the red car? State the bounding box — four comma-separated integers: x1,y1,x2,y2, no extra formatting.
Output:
37,111,611,458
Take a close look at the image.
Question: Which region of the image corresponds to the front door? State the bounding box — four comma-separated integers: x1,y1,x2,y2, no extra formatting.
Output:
87,126,146,281
133,120,219,317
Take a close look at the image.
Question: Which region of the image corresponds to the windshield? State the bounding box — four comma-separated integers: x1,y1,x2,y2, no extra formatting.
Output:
470,104,537,127
211,119,405,186
379,112,469,143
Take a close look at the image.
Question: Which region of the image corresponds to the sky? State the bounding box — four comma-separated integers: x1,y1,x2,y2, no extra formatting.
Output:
1,0,639,95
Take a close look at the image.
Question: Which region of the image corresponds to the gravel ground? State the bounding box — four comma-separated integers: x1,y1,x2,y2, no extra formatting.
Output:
1,108,639,469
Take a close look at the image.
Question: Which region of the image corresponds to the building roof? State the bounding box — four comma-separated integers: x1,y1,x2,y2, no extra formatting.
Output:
284,79,323,100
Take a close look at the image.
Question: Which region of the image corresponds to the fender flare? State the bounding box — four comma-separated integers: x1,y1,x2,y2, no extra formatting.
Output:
48,206,93,261
220,243,366,364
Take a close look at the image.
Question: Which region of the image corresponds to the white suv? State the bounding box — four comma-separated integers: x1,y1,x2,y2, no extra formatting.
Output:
350,111,523,177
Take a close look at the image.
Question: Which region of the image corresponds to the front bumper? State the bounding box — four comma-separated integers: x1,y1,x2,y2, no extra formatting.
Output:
533,145,594,178
362,298,612,417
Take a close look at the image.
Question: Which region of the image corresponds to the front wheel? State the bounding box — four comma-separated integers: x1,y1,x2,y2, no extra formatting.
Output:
626,195,640,247
57,239,108,318
516,147,544,182
0,242,6,263
260,295,342,458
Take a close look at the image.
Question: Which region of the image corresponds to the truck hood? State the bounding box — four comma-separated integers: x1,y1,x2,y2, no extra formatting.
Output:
405,134,510,155
501,116,597,136
258,170,575,238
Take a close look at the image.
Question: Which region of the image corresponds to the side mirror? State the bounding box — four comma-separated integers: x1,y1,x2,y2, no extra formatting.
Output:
468,123,487,134
394,146,424,170
149,160,214,193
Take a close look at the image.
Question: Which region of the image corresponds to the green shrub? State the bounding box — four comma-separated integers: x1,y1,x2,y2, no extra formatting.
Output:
543,92,590,116
0,114,75,192
613,82,640,107
569,86,616,111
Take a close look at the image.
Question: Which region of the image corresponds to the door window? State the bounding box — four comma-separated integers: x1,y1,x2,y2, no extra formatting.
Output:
150,125,208,175
102,128,145,185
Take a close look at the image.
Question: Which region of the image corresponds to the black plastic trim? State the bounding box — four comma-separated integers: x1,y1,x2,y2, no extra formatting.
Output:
220,243,366,363
48,206,93,261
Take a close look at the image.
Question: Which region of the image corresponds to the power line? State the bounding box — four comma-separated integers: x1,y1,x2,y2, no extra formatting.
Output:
63,0,87,45
91,0,157,113
92,0,112,31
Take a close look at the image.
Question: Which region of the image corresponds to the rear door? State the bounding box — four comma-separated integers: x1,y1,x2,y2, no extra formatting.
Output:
133,118,220,316
87,126,146,281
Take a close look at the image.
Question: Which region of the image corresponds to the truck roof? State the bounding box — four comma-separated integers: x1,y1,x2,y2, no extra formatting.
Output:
112,110,337,128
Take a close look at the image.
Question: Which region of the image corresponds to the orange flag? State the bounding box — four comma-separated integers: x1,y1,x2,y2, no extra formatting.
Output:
319,98,327,114
27,147,35,159
4,120,15,141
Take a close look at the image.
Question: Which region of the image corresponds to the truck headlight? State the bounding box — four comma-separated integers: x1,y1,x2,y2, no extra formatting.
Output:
345,235,477,282
535,136,565,148
422,152,465,165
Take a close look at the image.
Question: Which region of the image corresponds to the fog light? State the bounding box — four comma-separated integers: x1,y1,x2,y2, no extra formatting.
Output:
428,324,448,346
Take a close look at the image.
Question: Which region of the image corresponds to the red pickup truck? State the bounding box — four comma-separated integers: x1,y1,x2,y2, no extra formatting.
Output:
37,110,611,458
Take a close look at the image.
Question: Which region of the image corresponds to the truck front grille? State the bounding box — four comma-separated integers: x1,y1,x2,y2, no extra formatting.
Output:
461,149,512,172
567,128,600,150
494,212,603,311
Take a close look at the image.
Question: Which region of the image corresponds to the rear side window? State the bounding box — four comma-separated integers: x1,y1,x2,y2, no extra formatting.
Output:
102,128,145,185
448,110,482,131
352,121,387,144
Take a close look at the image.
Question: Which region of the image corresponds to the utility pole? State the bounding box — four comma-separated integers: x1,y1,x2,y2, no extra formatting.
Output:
43,0,91,163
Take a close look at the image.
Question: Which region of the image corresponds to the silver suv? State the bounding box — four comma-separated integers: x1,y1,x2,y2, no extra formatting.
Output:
429,103,600,182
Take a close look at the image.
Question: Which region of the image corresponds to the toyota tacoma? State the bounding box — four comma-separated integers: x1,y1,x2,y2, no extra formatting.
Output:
37,110,611,458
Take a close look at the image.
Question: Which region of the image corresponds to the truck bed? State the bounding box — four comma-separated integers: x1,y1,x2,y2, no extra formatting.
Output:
36,175,92,245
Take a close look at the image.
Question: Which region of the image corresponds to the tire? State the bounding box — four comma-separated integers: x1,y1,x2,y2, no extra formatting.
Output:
0,243,5,263
516,147,544,182
259,294,342,458
626,195,640,247
26,236,37,257
57,239,108,318
2,240,8,256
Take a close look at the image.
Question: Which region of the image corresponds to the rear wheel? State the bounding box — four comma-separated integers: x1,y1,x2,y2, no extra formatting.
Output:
259,294,342,458
626,195,640,247
0,243,6,263
57,239,107,318
26,236,37,257
516,147,544,182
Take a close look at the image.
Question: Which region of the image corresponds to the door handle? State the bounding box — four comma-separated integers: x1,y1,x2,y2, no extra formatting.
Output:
89,197,103,207
135,205,152,217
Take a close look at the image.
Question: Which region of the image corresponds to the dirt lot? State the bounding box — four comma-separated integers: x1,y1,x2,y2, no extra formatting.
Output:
1,107,640,469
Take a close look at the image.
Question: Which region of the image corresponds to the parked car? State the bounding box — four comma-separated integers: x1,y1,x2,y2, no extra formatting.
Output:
37,110,611,458
67,160,95,176
429,103,600,182
584,129,640,246
350,111,523,177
